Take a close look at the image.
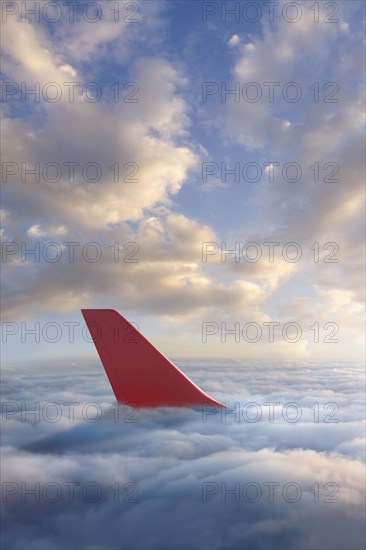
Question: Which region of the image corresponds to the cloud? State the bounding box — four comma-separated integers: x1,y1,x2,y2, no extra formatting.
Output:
1,6,364,547
1,0,364,360
1,359,365,549
196,0,365,350
228,35,240,47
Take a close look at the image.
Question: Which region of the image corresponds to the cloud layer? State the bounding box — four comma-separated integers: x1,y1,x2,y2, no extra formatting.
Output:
1,359,365,549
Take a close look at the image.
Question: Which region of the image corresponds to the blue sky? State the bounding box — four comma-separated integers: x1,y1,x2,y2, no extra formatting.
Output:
1,0,365,363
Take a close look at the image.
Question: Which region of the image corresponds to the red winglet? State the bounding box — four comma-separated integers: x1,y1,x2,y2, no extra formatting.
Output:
81,309,225,408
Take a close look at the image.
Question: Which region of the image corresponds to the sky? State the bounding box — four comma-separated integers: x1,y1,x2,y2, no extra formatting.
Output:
1,0,365,363
0,2,365,549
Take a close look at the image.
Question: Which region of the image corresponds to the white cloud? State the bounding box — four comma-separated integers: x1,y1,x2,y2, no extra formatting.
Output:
1,0,364,360
1,360,365,549
228,34,240,47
